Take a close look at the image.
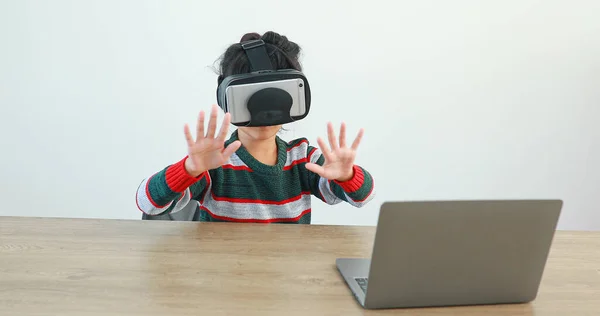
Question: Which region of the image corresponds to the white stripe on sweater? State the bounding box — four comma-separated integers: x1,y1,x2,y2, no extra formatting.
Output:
343,190,375,208
308,147,322,164
170,188,193,214
285,141,309,167
136,178,172,215
201,192,312,220
224,153,249,168
136,177,192,215
318,177,342,205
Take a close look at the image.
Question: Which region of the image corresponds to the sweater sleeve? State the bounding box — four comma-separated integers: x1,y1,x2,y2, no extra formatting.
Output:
136,156,210,216
305,146,375,208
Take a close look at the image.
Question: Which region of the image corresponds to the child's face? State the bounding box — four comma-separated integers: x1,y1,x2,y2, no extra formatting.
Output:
238,125,282,141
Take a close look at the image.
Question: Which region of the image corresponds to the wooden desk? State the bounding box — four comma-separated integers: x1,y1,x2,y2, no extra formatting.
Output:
0,217,598,315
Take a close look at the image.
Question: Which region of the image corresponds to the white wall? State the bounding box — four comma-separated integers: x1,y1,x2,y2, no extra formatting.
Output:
1,0,598,230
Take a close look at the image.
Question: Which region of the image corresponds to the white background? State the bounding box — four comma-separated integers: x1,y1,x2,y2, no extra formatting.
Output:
1,1,598,229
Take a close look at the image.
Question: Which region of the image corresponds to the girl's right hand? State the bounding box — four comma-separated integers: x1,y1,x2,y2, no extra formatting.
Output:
183,105,242,177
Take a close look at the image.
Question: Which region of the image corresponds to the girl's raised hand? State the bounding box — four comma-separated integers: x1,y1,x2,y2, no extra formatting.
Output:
183,105,241,177
305,122,364,182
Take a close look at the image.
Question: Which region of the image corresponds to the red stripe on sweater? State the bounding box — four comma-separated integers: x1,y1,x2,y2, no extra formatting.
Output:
165,157,205,192
283,158,308,170
333,165,365,193
200,206,311,223
339,168,375,203
210,191,311,205
307,147,318,161
222,164,253,172
287,139,308,151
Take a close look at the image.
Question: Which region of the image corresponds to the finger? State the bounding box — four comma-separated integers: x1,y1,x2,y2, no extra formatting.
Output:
305,163,327,177
217,112,231,142
184,124,195,147
222,140,242,158
327,122,339,151
196,111,205,141
339,122,347,148
351,128,365,150
317,137,334,162
206,104,218,139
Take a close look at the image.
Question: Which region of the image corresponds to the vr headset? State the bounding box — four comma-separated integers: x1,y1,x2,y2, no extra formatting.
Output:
216,39,311,127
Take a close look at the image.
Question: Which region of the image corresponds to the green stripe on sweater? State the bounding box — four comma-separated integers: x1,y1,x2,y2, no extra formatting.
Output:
209,167,306,201
147,168,178,207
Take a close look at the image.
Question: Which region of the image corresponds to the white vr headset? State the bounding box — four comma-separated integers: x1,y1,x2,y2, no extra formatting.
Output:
216,39,311,127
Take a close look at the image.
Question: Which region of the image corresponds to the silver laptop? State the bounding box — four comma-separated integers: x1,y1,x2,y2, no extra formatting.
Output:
336,199,563,309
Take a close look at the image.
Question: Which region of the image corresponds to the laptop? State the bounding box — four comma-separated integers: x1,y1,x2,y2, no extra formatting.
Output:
336,199,563,309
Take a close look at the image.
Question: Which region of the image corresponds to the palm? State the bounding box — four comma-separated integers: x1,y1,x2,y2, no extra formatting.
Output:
309,146,355,180
187,139,228,171
306,122,364,182
184,105,241,176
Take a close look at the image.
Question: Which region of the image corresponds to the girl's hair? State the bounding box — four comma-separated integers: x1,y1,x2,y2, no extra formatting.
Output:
216,31,302,85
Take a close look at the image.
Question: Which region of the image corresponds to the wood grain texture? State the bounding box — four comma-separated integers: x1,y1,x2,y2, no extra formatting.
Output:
0,216,599,315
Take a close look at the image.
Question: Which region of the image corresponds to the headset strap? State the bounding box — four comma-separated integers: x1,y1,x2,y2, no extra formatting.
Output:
241,39,273,72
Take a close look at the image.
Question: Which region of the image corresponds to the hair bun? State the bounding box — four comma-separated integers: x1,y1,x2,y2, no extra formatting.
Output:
240,32,261,42
261,31,300,57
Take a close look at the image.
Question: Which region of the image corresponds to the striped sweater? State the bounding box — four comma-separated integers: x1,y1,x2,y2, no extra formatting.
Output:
136,130,375,223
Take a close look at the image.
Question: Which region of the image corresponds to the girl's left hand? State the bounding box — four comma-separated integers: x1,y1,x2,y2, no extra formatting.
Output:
305,122,364,182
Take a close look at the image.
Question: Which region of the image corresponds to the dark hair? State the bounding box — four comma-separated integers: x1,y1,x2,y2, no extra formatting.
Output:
217,31,302,84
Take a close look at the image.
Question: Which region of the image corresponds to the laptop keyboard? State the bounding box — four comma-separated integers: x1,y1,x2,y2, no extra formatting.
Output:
354,277,368,293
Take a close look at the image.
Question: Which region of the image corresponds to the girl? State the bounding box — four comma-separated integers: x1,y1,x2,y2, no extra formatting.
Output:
136,31,375,223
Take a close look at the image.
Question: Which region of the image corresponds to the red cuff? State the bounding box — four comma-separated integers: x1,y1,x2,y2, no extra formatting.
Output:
165,156,205,192
333,165,364,193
